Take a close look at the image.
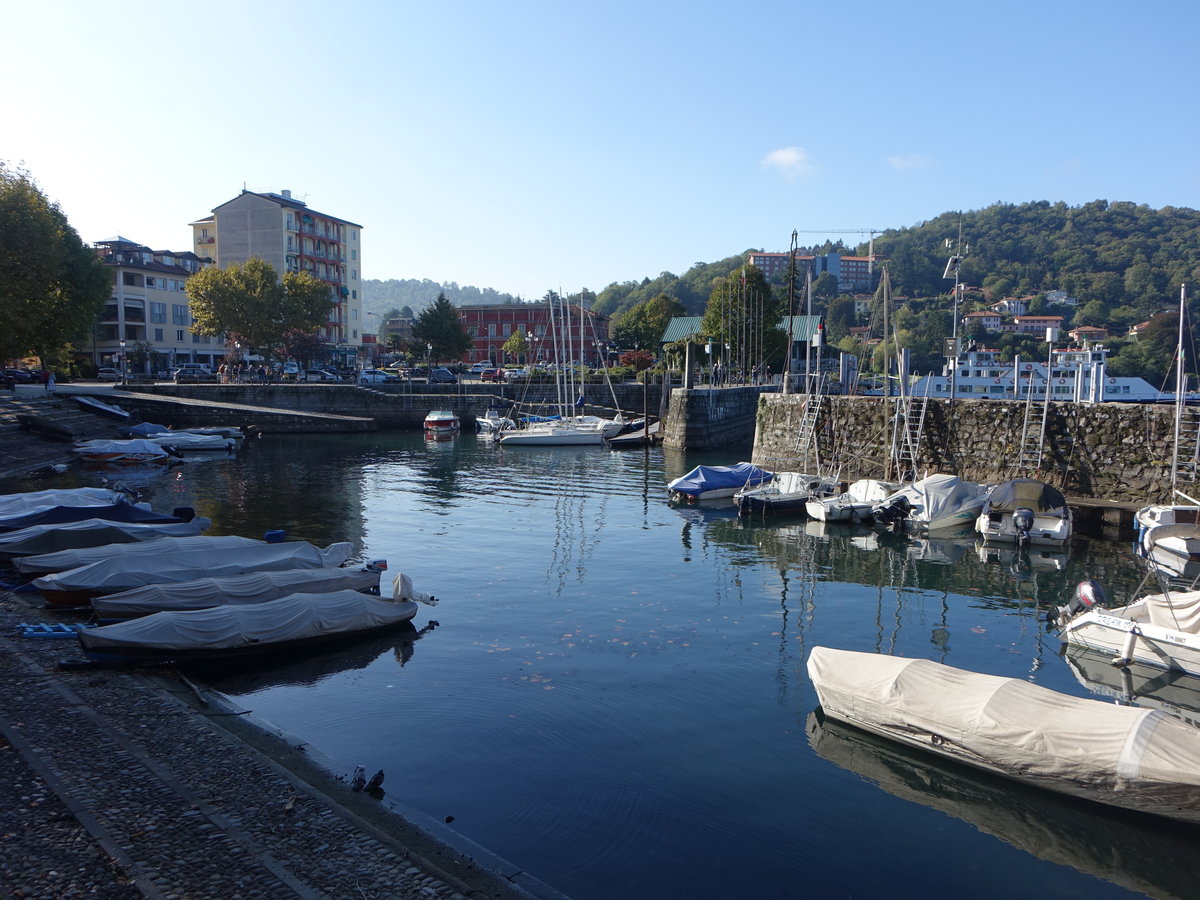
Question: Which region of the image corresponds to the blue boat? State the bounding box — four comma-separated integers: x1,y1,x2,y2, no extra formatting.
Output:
666,462,773,503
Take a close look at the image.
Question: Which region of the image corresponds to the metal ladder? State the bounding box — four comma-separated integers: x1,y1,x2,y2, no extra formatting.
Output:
1176,406,1200,482
793,384,824,471
893,388,929,484
1015,374,1048,473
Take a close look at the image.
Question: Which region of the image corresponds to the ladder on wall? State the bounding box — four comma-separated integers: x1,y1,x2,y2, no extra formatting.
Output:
893,386,930,484
1176,406,1200,482
793,382,825,472
1015,373,1049,474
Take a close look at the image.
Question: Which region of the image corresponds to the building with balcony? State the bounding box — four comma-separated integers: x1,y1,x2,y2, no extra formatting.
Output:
88,237,213,375
457,303,611,366
190,189,363,366
746,251,878,294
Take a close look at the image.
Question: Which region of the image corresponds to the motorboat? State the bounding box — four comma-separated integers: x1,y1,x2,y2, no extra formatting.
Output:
871,473,991,532
0,487,132,519
72,439,179,464
807,645,1200,824
14,534,263,575
0,516,213,560
1054,579,1200,675
32,540,354,607
735,471,838,516
475,408,515,436
1138,522,1200,575
78,575,432,666
667,462,773,503
423,409,460,436
806,478,899,523
498,414,625,447
975,478,1072,546
143,432,237,452
0,501,197,535
91,563,397,622
120,422,246,440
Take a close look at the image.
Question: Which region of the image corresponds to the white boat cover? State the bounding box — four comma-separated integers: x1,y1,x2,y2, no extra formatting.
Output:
807,646,1200,820
144,432,234,451
33,541,354,593
879,474,989,526
78,591,418,658
0,517,213,559
844,479,899,503
1142,590,1200,634
16,534,262,574
71,439,171,459
0,487,127,517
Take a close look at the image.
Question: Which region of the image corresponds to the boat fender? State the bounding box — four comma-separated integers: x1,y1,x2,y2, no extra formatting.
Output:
1114,625,1140,668
263,529,287,543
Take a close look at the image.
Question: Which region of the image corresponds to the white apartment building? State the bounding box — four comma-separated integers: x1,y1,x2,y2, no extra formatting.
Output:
190,189,364,367
89,237,214,375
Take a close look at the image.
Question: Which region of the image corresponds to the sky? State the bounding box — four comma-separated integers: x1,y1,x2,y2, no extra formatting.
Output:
6,1,1200,301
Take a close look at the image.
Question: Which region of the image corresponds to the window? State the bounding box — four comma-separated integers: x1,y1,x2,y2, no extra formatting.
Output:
351,290,357,299
192,334,200,344
150,302,166,323
176,330,185,342
154,328,164,341
352,329,358,339
351,269,357,280
172,304,189,326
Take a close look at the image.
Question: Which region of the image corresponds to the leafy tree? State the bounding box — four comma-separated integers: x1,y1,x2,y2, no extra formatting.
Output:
701,266,789,371
612,293,686,350
812,272,839,301
386,333,405,354
0,163,110,363
412,292,472,363
502,328,529,362
620,349,654,371
824,297,857,342
281,329,326,366
186,258,332,357
399,305,414,319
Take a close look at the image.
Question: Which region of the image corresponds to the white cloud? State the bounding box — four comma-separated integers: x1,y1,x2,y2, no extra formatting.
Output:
761,146,816,179
887,154,934,171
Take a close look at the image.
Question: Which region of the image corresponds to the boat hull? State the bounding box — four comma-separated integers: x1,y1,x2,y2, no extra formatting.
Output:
1059,602,1200,676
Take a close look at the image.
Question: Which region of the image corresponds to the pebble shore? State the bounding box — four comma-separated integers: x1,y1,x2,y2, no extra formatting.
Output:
0,587,554,900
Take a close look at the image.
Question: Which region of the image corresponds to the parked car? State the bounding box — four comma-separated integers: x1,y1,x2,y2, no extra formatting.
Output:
429,367,458,384
503,367,530,382
95,367,122,382
470,362,496,374
358,368,398,385
173,364,217,384
281,362,300,381
301,369,338,383
479,368,505,383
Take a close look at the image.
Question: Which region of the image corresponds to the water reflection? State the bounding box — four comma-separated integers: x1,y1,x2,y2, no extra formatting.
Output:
806,710,1200,900
1063,646,1200,726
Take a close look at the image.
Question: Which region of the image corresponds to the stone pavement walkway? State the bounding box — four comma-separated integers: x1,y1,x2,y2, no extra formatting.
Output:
0,588,557,900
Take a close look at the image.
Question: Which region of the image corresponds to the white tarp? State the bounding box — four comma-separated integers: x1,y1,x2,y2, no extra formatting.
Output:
16,534,262,574
144,432,234,451
807,646,1200,820
880,474,989,526
1143,590,1200,634
92,567,383,619
0,487,127,517
79,591,418,657
0,517,213,560
33,541,354,593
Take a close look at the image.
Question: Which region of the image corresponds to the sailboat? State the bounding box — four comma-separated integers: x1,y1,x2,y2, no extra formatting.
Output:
499,295,626,446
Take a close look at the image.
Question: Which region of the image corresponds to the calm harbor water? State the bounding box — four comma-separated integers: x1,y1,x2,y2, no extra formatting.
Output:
5,431,1200,899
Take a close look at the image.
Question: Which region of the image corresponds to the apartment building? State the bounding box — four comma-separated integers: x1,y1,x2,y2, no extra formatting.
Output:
746,251,877,294
190,189,363,367
457,303,611,365
88,237,214,374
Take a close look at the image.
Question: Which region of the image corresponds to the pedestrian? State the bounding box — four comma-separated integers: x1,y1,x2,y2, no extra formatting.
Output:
47,370,55,393
41,369,50,391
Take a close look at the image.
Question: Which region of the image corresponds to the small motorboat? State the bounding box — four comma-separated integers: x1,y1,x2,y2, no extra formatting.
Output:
14,534,262,575
667,462,773,503
32,540,354,606
0,487,132,519
72,439,179,464
1138,522,1200,575
1054,579,1200,676
871,474,991,533
806,478,899,523
735,471,839,516
424,409,460,436
975,478,1072,546
143,432,237,452
78,573,433,666
475,408,515,437
0,501,196,535
91,563,395,622
807,645,1200,824
0,516,213,560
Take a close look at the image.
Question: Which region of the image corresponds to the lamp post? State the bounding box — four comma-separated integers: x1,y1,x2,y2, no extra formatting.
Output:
426,342,432,372
118,339,126,384
706,341,713,387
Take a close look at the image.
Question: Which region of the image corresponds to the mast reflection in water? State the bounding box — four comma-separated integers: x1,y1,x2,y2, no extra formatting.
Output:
5,431,1194,899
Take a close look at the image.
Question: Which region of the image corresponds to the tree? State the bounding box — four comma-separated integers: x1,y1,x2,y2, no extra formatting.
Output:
812,272,839,301
502,328,529,362
701,266,789,372
412,292,472,363
824,297,857,342
385,333,405,354
281,329,327,366
0,163,111,363
612,293,685,350
186,258,332,356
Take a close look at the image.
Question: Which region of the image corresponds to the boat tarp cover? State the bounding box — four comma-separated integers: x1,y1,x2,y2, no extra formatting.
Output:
0,502,184,534
845,479,900,504
92,567,382,618
882,474,987,522
987,479,1068,514
144,432,231,450
0,518,212,560
1143,590,1200,634
124,422,170,436
15,534,263,575
668,462,773,496
0,488,125,518
33,542,354,592
72,439,170,457
78,591,418,656
807,646,1200,794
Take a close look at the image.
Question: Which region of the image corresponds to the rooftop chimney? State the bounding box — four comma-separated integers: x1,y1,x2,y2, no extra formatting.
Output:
281,189,292,200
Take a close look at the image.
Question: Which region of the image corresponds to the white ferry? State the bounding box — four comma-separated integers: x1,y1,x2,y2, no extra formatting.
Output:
888,345,1168,403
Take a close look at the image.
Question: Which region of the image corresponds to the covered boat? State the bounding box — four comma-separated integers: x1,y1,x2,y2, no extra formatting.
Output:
667,462,773,503
15,534,261,575
0,516,213,560
871,473,991,532
32,541,354,606
1055,579,1200,675
735,471,838,516
0,501,195,534
0,487,130,518
78,589,422,666
72,439,177,464
71,394,131,419
143,432,236,452
807,645,1200,823
975,478,1072,546
806,478,899,523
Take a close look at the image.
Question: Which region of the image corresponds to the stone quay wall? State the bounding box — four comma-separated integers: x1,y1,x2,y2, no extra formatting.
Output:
662,385,774,451
753,394,1183,504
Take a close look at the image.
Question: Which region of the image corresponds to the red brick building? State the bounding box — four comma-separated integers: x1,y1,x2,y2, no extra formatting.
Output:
457,303,611,365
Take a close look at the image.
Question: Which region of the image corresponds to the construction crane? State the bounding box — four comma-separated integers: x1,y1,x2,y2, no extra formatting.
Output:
794,229,884,276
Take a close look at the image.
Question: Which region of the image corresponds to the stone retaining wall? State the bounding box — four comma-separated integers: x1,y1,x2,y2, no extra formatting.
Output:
754,395,1182,503
662,386,772,451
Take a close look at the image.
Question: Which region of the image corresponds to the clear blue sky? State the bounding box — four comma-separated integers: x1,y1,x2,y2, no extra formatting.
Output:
6,1,1198,301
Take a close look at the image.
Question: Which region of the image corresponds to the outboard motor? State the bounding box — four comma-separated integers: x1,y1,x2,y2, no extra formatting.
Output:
1047,579,1106,625
1011,506,1035,547
874,495,911,533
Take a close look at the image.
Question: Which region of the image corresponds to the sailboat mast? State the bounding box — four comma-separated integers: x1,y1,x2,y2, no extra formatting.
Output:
1171,283,1187,489
881,267,892,480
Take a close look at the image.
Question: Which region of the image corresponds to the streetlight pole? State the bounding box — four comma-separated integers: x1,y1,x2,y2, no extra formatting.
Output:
118,339,126,384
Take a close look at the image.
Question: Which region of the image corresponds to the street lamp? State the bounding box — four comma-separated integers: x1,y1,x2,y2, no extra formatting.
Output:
426,342,432,369
118,339,126,384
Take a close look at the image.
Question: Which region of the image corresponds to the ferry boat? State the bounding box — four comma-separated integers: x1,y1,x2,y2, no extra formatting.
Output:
875,345,1168,403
